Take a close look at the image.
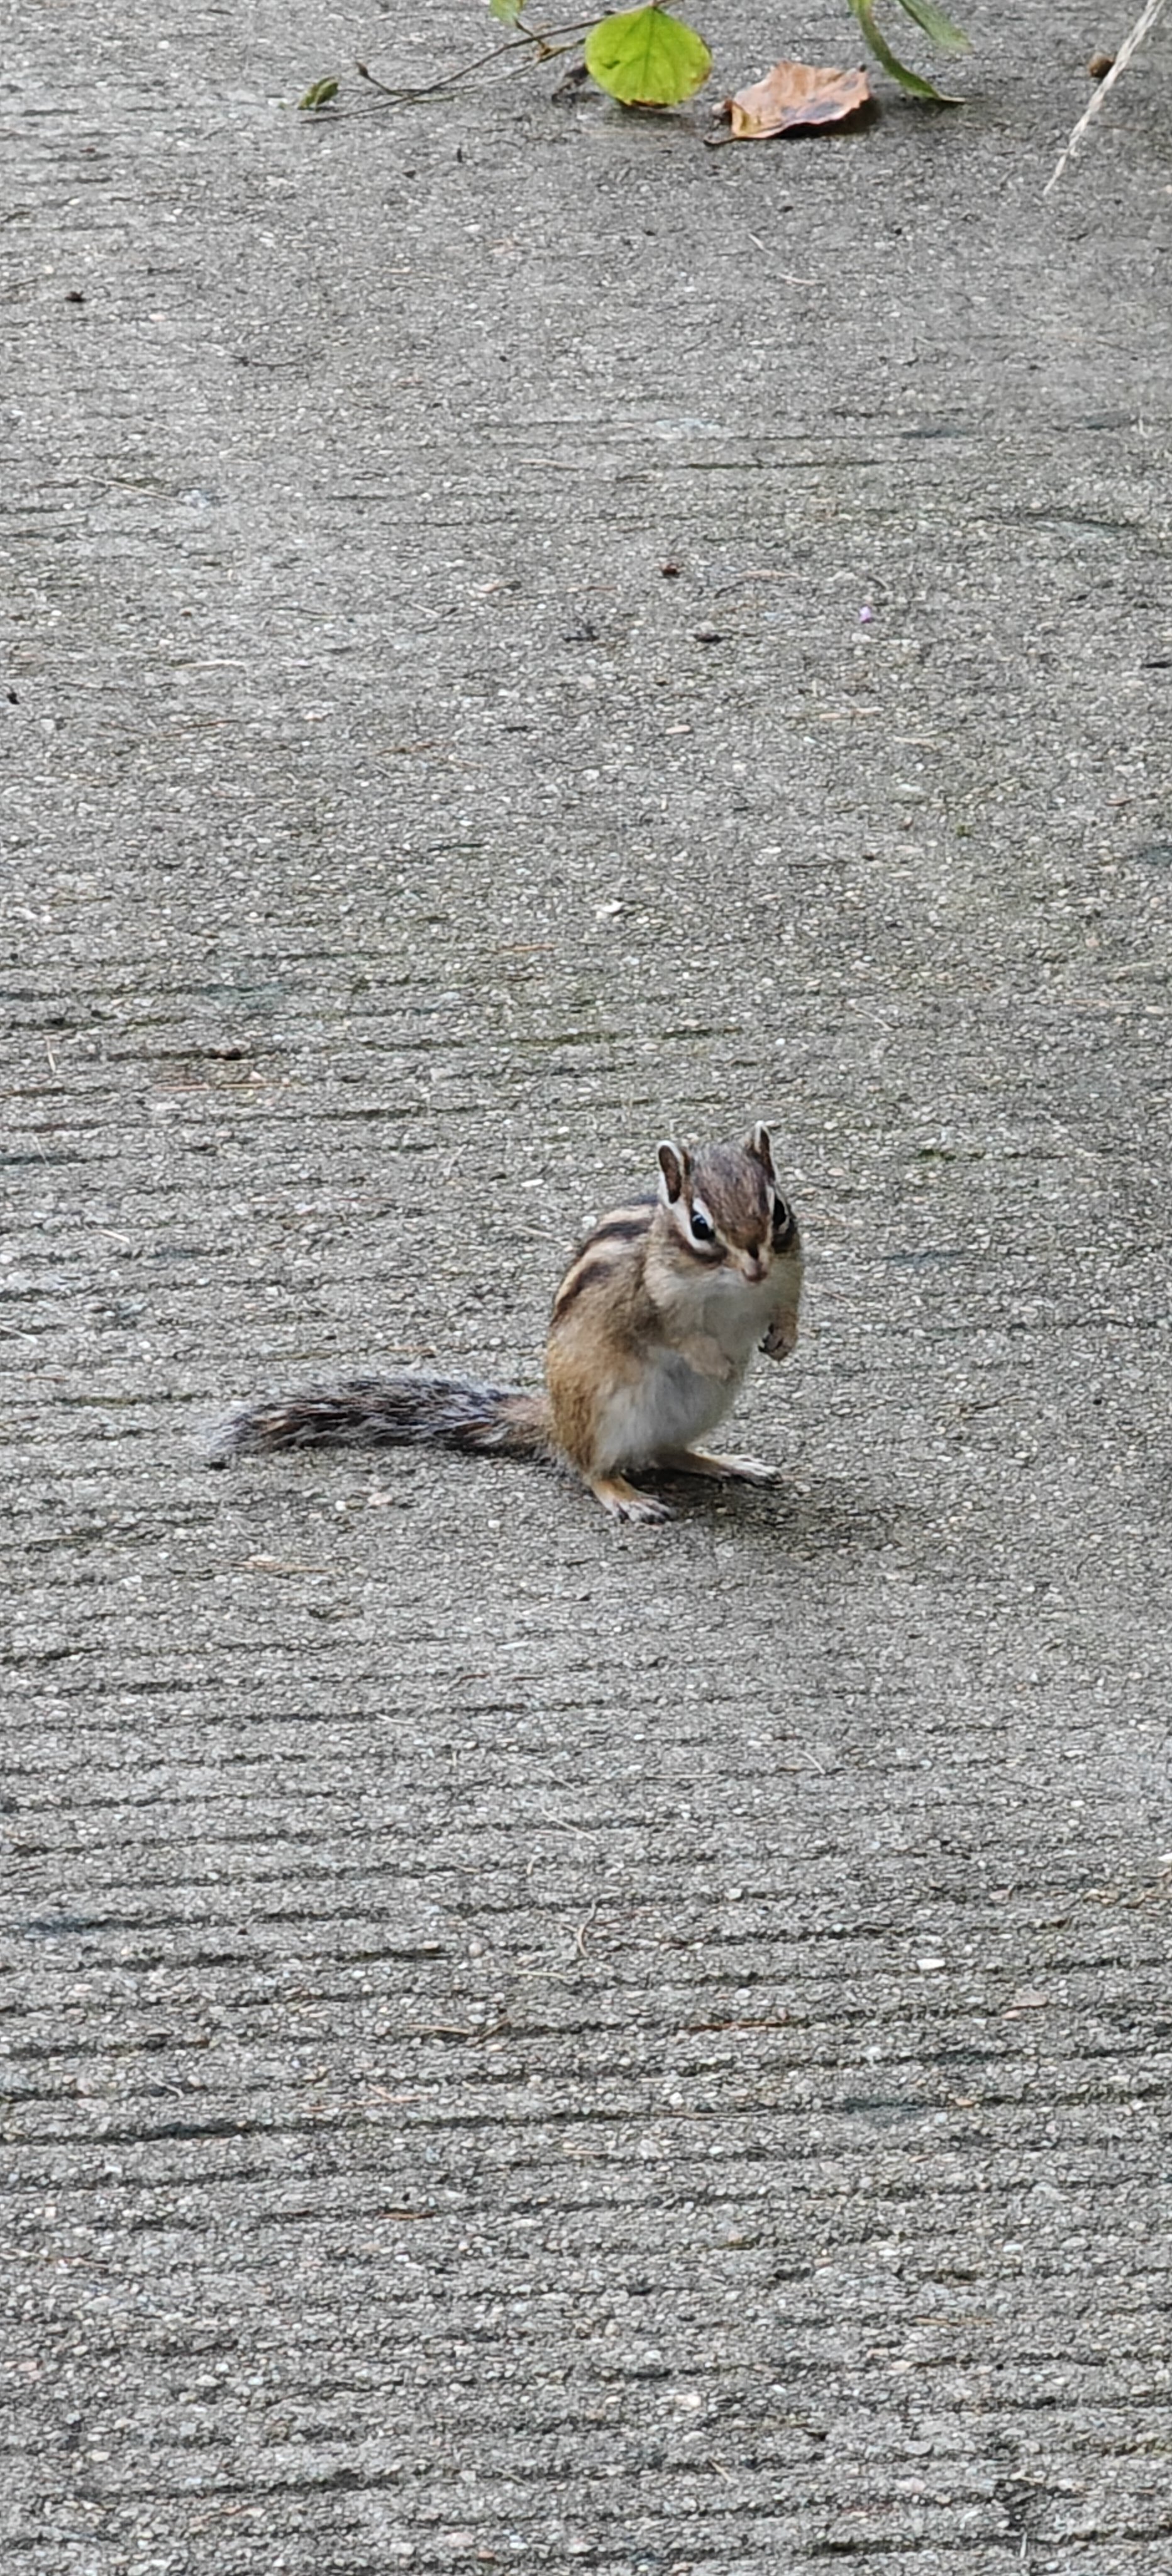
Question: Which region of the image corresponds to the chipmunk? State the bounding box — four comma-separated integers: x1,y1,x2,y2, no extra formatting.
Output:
207,1123,803,1524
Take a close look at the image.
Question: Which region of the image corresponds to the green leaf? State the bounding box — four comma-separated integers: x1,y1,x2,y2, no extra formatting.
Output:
488,0,527,23
846,0,959,96
584,6,712,107
894,0,970,53
298,76,340,111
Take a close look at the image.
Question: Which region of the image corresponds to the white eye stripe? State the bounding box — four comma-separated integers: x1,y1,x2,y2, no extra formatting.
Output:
689,1198,717,1242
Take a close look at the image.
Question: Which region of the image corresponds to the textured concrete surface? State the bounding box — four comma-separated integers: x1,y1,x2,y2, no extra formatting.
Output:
4,0,1172,2568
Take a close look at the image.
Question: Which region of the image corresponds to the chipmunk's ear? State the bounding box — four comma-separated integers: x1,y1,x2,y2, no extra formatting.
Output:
744,1122,776,1183
658,1140,690,1204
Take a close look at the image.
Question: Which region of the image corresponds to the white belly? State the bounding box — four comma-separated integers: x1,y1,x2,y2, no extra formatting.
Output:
590,1258,798,1474
594,1348,743,1473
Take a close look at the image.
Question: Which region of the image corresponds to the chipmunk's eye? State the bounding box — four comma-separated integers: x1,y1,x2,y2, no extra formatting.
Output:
689,1202,716,1244
772,1194,790,1233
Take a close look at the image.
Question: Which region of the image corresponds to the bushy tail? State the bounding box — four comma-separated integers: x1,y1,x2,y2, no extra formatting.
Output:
206,1371,551,1467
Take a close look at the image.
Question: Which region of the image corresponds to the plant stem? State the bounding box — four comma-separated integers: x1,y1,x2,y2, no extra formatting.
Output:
352,13,607,106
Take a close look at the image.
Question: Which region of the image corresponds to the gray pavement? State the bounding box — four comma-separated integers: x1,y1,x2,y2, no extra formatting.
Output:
4,0,1172,2567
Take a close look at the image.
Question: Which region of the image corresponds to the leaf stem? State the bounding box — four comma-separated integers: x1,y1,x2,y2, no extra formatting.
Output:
350,13,607,106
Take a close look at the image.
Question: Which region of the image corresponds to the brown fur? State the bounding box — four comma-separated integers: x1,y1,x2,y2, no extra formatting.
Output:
543,1134,792,1484
550,1200,655,1325
690,1143,772,1248
208,1125,802,1523
546,1250,658,1474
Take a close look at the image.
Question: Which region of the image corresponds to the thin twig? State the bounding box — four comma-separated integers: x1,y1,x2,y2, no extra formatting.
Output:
348,13,605,108
344,50,581,114
1044,0,1169,192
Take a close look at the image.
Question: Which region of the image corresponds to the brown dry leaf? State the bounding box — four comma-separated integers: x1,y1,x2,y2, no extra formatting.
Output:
726,58,872,138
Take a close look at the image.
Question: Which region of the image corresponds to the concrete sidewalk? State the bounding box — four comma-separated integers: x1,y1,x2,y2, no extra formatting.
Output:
4,0,1171,2567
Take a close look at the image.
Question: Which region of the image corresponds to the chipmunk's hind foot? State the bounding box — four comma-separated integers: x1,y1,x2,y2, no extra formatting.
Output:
659,1446,776,1485
587,1474,672,1524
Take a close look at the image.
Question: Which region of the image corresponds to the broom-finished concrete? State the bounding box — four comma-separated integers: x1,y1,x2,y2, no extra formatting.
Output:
4,1,1171,2567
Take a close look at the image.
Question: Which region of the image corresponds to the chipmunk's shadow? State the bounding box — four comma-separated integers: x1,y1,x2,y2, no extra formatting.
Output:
656,1470,905,1561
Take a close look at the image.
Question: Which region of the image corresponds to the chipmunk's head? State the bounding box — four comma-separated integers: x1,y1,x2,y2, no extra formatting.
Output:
656,1123,797,1284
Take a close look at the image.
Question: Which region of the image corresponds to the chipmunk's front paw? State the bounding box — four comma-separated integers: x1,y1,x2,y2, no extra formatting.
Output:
589,1474,672,1524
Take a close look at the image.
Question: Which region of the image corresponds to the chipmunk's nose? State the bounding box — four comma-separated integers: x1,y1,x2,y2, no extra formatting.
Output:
741,1252,768,1284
